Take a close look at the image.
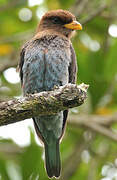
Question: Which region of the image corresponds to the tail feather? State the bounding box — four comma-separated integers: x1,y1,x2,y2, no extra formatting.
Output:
44,140,61,178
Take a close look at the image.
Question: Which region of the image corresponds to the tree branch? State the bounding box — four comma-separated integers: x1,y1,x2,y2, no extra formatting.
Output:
69,113,117,142
0,83,88,126
61,139,87,180
0,52,19,74
70,0,89,17
0,59,18,75
0,0,25,12
69,113,117,126
81,4,107,24
0,29,34,45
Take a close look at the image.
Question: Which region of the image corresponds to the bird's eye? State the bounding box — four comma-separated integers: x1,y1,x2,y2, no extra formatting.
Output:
51,17,62,24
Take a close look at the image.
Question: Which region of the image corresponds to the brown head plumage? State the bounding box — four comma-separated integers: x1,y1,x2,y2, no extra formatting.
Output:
36,9,82,38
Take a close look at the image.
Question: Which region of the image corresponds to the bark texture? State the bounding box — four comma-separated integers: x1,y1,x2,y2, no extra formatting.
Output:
0,83,88,126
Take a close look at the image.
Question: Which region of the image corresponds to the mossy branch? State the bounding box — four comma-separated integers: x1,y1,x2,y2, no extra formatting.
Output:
0,83,88,126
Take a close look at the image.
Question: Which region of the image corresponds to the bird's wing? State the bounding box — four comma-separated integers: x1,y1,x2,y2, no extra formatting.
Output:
18,41,29,86
62,43,77,136
69,43,77,84
19,39,46,95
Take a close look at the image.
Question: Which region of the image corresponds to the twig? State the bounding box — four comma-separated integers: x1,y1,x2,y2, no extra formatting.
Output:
0,0,25,12
69,113,117,126
87,157,98,180
0,59,18,74
61,140,87,180
0,30,34,44
61,131,95,180
69,113,117,142
70,0,89,17
0,143,23,154
0,83,88,126
0,51,19,74
81,4,107,24
84,122,117,142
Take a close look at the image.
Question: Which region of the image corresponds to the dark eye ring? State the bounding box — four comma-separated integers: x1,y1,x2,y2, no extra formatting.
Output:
52,17,61,24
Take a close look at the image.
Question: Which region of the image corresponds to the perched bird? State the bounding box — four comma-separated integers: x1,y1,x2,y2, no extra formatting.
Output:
19,9,82,178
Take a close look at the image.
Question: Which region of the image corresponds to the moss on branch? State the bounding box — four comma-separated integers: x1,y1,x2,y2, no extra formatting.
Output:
0,83,88,126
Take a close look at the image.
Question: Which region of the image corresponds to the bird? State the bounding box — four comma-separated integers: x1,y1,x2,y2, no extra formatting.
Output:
19,9,82,178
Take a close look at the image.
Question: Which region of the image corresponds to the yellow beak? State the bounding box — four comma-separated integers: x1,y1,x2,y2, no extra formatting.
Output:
64,20,82,30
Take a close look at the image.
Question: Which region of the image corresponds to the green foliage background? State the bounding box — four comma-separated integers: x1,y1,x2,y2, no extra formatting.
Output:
0,0,117,179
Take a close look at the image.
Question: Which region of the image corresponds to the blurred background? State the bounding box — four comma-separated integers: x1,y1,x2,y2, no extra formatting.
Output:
0,0,117,179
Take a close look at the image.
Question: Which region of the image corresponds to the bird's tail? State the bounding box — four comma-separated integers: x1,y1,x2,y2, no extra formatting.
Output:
44,140,61,178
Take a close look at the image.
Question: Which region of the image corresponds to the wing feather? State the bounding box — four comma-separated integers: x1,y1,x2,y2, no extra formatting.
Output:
62,43,77,134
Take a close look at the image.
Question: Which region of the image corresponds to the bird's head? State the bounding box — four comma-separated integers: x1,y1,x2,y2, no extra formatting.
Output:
37,9,82,38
